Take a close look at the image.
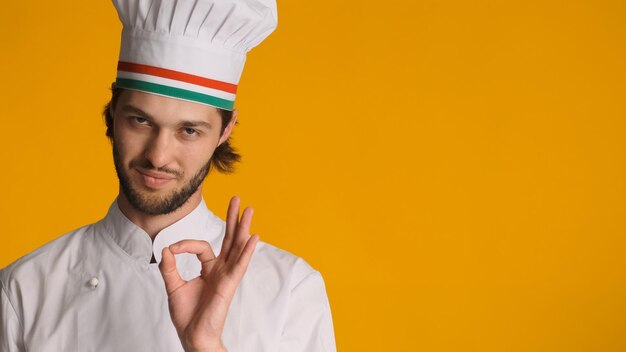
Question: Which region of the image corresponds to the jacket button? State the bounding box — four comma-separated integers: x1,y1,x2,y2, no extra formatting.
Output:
89,277,99,289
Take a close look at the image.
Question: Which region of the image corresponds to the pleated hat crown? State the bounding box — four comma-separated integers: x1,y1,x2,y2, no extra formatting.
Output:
112,0,278,110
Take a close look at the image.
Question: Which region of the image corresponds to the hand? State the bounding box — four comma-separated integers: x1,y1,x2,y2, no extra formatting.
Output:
159,196,259,352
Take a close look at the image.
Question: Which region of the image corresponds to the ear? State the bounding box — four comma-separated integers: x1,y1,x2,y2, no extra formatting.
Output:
218,109,238,146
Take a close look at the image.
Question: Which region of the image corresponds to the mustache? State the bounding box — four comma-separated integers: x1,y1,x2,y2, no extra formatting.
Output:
130,159,183,178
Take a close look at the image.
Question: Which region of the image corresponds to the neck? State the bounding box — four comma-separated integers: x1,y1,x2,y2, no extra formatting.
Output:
116,187,203,240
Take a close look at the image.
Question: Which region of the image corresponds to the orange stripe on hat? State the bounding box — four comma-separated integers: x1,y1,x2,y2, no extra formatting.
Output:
117,61,238,94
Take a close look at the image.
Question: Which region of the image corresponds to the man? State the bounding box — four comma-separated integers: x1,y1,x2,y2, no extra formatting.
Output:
0,0,336,351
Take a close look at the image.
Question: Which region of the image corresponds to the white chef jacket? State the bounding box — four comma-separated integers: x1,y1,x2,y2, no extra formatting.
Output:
0,198,336,351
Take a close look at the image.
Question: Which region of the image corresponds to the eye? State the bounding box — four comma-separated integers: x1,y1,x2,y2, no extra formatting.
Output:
133,116,149,125
183,127,198,136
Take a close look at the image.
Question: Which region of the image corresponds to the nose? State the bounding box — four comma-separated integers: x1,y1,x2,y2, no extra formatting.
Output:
143,130,174,169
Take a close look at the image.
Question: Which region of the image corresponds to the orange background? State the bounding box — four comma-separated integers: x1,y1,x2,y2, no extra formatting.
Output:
1,1,626,351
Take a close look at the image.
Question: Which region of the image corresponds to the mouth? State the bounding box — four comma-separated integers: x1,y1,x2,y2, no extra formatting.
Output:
135,168,177,189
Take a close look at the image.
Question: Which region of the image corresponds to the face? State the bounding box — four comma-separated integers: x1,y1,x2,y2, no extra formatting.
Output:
111,90,235,215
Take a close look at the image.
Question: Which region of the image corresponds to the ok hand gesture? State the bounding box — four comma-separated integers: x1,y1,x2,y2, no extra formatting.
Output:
159,196,259,352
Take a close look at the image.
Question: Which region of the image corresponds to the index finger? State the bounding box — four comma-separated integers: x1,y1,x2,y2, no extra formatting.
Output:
169,239,216,264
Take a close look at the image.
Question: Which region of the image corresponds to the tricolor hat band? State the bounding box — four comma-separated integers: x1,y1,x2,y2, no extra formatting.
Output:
116,61,237,111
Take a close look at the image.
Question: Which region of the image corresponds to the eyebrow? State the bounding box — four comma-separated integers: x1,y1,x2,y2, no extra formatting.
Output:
179,120,213,129
121,105,153,119
120,104,213,129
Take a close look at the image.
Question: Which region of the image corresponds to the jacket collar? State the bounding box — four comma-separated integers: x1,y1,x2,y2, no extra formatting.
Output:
101,197,225,266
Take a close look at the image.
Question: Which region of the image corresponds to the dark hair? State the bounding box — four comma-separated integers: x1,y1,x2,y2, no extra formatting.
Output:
102,82,241,174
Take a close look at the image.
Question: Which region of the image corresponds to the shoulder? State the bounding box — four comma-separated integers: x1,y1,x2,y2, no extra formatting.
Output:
248,240,325,293
0,223,96,292
246,242,335,349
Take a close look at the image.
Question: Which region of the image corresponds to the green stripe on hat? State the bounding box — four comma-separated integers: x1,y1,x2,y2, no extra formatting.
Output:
116,78,235,111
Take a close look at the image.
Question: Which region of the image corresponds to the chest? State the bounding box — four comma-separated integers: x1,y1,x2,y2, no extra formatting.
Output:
20,254,286,351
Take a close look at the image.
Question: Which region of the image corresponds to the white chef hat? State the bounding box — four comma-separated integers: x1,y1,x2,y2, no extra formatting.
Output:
112,0,278,111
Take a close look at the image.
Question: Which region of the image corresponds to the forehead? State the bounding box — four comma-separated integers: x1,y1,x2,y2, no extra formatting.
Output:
116,89,221,126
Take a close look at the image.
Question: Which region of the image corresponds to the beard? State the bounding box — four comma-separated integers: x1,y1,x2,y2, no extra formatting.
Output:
112,142,211,215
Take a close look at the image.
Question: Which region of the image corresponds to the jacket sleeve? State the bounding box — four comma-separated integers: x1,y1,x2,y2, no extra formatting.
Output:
279,271,337,352
0,277,25,352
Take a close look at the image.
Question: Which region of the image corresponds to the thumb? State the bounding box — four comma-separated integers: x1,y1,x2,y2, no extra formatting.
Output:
159,246,186,295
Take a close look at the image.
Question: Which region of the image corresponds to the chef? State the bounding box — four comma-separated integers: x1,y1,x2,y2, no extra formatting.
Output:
0,0,336,351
